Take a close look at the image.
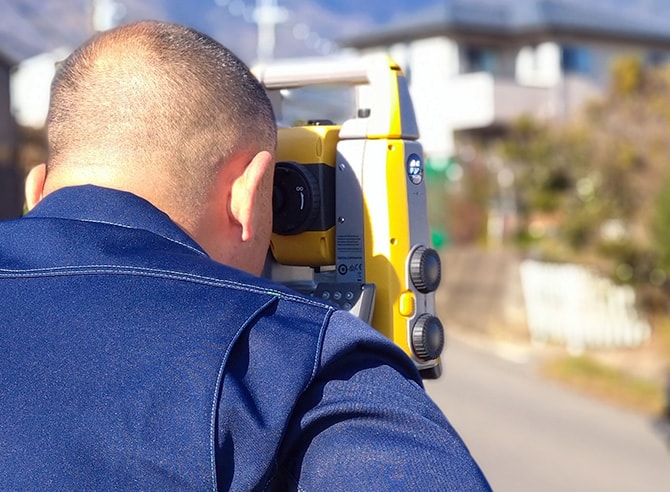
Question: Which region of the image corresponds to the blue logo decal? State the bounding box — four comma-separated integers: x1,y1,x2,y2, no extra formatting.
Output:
407,153,423,185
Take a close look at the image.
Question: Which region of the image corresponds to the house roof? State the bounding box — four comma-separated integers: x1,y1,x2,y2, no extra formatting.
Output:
339,0,670,49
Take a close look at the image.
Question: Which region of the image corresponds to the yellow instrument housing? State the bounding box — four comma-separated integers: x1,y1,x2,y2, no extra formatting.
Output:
270,126,339,267
256,54,443,378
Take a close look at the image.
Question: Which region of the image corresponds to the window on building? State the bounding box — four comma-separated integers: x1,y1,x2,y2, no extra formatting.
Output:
647,51,669,67
463,45,497,74
561,45,592,74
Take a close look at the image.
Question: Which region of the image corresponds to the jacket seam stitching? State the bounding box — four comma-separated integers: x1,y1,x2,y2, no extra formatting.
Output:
0,266,331,308
209,296,279,490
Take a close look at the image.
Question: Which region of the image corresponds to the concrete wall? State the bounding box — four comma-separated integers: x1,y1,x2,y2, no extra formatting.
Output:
436,246,529,341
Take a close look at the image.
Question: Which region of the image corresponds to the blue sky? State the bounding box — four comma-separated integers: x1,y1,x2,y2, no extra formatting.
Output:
4,0,667,127
0,0,447,65
2,0,668,66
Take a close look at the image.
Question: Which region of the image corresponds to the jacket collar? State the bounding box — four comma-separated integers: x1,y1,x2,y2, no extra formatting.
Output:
26,185,208,257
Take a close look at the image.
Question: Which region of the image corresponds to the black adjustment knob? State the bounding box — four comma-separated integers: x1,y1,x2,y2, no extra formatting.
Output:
411,314,445,361
409,246,441,293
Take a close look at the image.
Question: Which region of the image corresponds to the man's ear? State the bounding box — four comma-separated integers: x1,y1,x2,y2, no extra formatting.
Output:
25,163,47,211
229,151,274,242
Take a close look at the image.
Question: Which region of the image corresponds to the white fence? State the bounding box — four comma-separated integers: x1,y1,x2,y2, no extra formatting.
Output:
519,260,652,353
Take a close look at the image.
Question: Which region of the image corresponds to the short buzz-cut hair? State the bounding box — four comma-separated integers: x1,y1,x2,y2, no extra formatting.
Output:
47,20,277,209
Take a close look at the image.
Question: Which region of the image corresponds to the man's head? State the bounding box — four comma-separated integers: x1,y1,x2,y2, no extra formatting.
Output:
25,20,277,275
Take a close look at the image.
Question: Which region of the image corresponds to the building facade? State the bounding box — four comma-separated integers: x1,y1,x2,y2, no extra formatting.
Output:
340,0,670,162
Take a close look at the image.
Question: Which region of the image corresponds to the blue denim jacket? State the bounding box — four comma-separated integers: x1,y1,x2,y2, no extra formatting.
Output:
0,185,490,491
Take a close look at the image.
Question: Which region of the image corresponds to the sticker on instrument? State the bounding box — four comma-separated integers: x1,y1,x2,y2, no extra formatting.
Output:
407,153,423,185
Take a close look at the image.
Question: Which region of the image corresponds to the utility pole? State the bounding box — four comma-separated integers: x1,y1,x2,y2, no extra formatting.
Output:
253,0,288,63
91,0,125,33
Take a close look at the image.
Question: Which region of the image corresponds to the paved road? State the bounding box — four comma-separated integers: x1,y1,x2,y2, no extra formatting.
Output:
425,335,670,492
